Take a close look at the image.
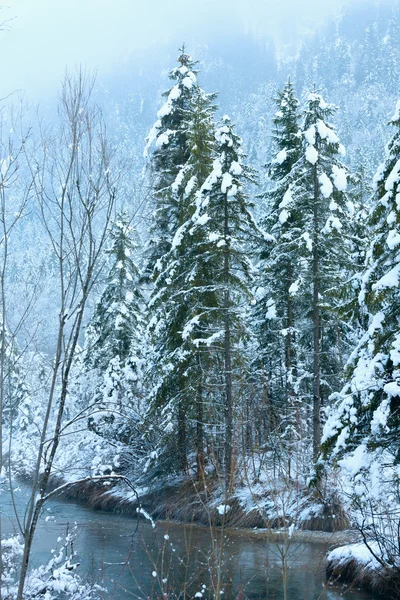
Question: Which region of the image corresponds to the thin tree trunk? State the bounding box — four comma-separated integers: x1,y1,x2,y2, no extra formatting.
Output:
17,294,90,600
312,164,321,461
16,70,116,599
285,265,294,475
223,194,233,490
196,373,204,479
178,399,187,472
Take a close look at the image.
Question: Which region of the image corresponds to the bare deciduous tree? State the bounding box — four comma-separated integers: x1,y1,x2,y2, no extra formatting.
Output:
13,69,119,599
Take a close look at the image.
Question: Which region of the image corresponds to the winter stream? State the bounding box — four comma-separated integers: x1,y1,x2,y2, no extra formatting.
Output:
1,485,380,600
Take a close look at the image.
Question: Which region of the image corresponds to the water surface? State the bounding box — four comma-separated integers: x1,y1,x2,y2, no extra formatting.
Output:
1,485,379,599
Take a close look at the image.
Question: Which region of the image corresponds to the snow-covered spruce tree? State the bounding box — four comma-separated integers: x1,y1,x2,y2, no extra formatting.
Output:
338,164,370,345
83,212,144,442
268,79,302,181
187,115,258,488
144,46,200,276
265,89,355,463
145,84,218,477
254,79,302,471
323,99,400,479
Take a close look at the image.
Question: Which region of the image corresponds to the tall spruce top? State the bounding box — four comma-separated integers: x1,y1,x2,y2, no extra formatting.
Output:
269,79,301,181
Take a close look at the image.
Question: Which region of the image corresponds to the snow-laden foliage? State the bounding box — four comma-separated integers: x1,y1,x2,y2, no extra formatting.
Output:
83,212,145,444
144,56,218,477
144,46,204,276
321,100,400,578
1,531,102,599
255,86,358,472
323,100,400,467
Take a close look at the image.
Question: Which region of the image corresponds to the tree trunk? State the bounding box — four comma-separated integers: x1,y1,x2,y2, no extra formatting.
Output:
196,375,204,479
223,194,233,490
178,399,187,472
312,164,321,461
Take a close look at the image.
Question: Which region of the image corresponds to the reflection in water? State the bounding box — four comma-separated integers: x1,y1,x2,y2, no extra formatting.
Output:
1,486,376,599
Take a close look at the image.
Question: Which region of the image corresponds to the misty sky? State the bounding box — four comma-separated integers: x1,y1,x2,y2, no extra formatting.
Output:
0,0,360,100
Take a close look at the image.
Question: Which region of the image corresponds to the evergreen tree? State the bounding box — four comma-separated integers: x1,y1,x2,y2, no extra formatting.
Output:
297,90,356,461
145,83,218,476
83,212,144,440
323,99,400,470
254,80,302,470
144,46,201,276
188,116,259,487
258,89,356,464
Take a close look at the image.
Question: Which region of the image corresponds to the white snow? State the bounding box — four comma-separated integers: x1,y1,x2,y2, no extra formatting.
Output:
156,130,173,148
182,74,195,89
196,213,210,226
371,397,390,434
279,209,289,224
302,232,313,252
346,200,355,216
385,159,400,192
185,175,197,197
328,541,383,571
386,229,400,249
383,381,400,398
202,158,222,191
182,315,201,340
276,150,287,164
308,92,328,109
216,504,231,515
265,300,277,320
319,172,333,198
316,119,339,145
143,120,161,157
305,146,318,165
221,172,233,193
279,186,293,209
208,232,220,243
372,264,400,290
168,85,181,102
332,165,347,191
156,83,183,120
322,215,342,233
373,162,385,191
230,160,242,175
171,224,185,251
338,444,368,477
368,311,385,335
387,210,396,225
304,125,316,146
227,184,238,198
329,199,338,210
172,167,187,194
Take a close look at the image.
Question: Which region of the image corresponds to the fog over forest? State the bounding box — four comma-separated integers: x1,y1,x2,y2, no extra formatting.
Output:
1,0,358,98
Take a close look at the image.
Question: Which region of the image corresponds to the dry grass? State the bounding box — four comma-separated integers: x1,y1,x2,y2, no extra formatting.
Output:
44,475,349,534
326,552,400,599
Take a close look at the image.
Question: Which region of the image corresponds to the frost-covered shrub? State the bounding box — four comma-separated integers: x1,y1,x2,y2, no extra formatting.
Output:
1,531,103,599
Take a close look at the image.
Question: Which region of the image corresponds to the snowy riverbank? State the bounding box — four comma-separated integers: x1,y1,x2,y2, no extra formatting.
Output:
327,541,400,599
